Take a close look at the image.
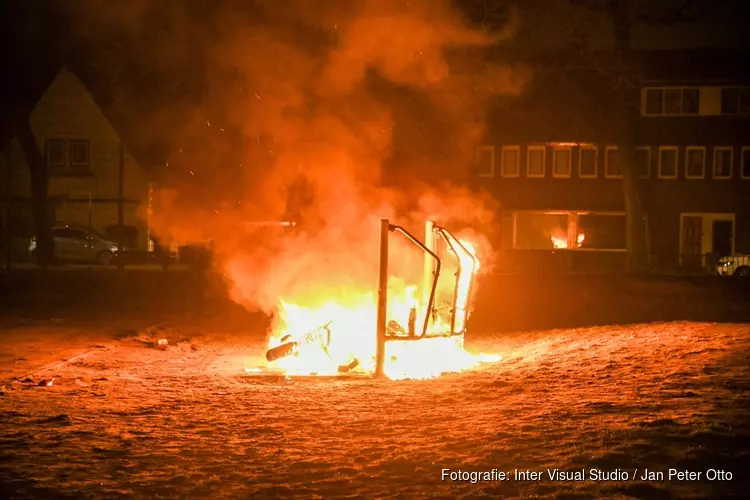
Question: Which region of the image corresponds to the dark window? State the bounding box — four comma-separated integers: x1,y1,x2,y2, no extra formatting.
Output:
579,147,597,177
740,88,750,115
659,148,678,178
476,146,494,177
69,140,90,168
721,88,740,114
500,147,519,177
605,147,621,177
577,214,626,250
553,148,571,177
527,147,545,177
713,148,733,178
45,140,65,167
742,148,750,179
685,147,705,178
645,89,663,114
635,147,650,178
663,89,682,114
53,228,86,239
682,88,699,114
514,213,569,250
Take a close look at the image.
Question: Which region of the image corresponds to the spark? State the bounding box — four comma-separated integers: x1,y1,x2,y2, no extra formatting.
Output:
254,93,261,99
207,120,211,127
190,170,194,175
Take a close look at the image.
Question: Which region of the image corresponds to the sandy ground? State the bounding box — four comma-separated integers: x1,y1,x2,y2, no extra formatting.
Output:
1,320,749,499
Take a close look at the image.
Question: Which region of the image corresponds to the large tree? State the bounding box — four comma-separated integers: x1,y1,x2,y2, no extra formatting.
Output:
2,0,66,268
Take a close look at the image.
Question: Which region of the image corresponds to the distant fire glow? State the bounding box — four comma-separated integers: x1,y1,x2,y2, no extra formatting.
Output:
551,233,585,249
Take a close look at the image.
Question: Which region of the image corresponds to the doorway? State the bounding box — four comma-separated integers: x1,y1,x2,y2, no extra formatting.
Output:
681,215,702,269
712,220,733,257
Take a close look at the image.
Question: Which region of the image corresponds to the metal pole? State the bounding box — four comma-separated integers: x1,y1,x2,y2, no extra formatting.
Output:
374,218,389,379
117,141,125,278
422,220,436,329
87,191,92,273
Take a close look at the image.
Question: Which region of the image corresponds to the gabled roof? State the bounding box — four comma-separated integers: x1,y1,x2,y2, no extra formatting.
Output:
0,59,166,171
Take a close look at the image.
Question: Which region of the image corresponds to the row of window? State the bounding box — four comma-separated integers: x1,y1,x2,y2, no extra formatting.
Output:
643,86,750,116
45,139,91,172
476,144,750,180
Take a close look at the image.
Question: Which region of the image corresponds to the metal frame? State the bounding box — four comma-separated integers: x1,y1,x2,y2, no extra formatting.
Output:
375,219,478,378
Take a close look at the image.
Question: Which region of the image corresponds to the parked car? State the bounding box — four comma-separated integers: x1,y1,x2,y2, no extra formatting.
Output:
717,255,750,277
29,226,124,265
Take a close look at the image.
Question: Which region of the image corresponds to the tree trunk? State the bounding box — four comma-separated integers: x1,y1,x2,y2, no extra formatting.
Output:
612,0,648,274
618,124,648,273
15,119,54,269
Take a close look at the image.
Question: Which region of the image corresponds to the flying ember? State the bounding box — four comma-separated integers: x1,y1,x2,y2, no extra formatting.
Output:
259,219,499,380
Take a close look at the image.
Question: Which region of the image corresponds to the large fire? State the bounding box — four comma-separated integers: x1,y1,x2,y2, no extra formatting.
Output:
259,223,499,380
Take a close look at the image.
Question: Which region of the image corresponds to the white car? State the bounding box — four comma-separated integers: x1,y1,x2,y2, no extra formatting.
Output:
29,226,122,265
717,255,750,277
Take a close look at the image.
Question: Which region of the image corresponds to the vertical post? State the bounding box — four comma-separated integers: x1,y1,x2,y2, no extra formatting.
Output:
87,192,92,273
117,141,125,278
422,220,436,329
4,145,12,272
374,218,389,379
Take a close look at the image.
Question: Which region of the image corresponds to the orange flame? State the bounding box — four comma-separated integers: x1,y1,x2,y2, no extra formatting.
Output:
551,233,585,249
264,236,497,379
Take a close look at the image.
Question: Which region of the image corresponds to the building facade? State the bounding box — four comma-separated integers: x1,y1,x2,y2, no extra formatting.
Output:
475,50,750,274
0,68,151,260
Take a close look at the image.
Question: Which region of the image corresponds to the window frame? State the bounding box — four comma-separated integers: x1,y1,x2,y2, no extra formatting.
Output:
69,140,91,170
526,145,546,179
636,146,651,179
45,139,66,168
475,145,495,178
578,145,598,179
604,146,622,179
684,145,706,180
500,145,521,178
741,146,750,180
657,146,679,180
712,146,734,180
551,146,572,179
642,87,701,116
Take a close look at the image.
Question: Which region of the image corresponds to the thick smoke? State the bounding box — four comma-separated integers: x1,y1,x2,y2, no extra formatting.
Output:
68,0,528,315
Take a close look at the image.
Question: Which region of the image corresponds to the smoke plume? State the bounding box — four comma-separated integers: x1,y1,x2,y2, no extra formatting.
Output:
66,0,528,316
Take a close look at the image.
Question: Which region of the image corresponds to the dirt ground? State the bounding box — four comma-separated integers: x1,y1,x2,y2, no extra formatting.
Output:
2,315,749,499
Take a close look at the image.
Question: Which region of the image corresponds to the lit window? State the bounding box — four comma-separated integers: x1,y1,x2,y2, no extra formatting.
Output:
685,146,705,179
605,146,621,178
643,87,700,115
69,140,90,169
578,147,597,178
552,147,571,178
658,146,678,179
713,147,733,179
526,146,545,178
500,146,520,178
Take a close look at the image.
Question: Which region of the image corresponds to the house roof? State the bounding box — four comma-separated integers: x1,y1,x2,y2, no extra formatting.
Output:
0,53,167,171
